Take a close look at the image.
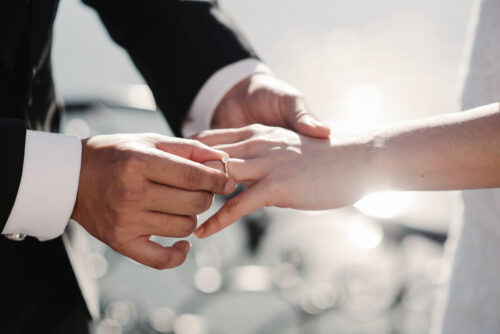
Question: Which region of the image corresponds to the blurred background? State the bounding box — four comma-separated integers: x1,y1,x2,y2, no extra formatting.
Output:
52,0,476,333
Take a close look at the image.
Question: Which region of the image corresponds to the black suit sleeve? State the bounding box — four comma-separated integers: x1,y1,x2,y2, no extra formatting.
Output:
82,0,259,136
0,118,26,231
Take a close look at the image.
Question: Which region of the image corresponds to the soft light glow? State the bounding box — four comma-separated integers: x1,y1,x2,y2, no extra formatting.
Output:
64,118,90,138
194,266,222,294
87,252,108,279
105,300,137,329
149,307,177,333
174,314,206,334
348,217,383,250
229,265,273,292
96,319,122,334
354,191,410,219
344,83,384,123
123,84,156,110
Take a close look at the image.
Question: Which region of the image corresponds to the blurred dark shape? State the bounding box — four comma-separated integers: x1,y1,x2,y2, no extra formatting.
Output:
221,183,271,254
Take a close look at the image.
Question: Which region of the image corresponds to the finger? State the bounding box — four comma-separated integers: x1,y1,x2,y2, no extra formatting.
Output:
140,212,198,238
123,237,191,270
203,160,225,174
191,127,254,146
145,151,236,194
203,158,267,184
212,140,272,159
155,137,228,163
145,184,214,215
194,182,268,238
286,98,331,139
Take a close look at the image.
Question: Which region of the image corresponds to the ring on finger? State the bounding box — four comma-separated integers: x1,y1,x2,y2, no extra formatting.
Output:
221,156,230,177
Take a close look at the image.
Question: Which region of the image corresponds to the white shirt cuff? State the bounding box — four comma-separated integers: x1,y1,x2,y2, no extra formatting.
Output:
2,130,82,241
182,58,273,137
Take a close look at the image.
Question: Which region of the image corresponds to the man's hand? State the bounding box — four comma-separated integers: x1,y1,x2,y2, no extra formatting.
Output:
71,133,235,270
211,73,331,138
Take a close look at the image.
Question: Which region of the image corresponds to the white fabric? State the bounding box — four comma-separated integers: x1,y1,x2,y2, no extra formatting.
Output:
432,0,500,332
182,58,272,137
2,130,81,241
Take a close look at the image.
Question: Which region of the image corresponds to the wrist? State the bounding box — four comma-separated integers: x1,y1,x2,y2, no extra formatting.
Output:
328,132,392,194
211,74,251,129
363,131,394,192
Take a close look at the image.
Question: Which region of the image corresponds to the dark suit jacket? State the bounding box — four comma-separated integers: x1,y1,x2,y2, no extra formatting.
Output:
0,1,256,333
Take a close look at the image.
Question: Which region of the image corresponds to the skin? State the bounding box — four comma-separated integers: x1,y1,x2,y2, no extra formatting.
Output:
193,102,500,238
71,133,235,270
211,73,331,139
71,72,328,270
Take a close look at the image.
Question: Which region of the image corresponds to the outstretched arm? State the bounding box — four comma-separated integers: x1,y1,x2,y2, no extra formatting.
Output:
367,102,500,191
193,102,500,238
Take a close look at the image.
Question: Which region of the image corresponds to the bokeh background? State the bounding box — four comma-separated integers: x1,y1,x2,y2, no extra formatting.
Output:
51,0,477,333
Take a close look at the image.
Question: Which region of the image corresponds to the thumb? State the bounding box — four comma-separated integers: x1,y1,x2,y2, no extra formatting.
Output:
287,97,331,139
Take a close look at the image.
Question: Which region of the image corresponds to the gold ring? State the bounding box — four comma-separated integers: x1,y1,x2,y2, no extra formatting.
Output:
221,156,230,176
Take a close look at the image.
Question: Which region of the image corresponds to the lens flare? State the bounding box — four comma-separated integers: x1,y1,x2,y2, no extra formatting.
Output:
354,191,410,219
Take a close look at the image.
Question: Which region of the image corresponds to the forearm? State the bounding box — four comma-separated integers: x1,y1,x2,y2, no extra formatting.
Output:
367,103,500,191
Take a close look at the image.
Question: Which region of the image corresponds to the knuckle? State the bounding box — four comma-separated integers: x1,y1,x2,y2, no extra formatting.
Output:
251,138,271,146
240,140,255,153
279,94,298,114
281,92,299,105
167,257,185,269
183,167,203,188
120,150,145,175
209,214,223,231
249,123,267,132
211,174,228,193
111,183,142,204
177,216,197,237
114,214,129,228
185,138,202,148
105,226,126,250
264,182,281,206
223,198,240,216
144,132,159,139
195,130,209,139
192,193,214,212
151,255,172,270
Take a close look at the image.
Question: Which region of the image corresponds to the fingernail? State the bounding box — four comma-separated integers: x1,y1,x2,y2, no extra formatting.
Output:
305,117,326,128
194,226,205,238
224,180,236,194
173,240,191,253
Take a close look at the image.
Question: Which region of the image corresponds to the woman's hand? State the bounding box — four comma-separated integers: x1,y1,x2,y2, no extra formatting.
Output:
193,103,500,238
193,125,374,238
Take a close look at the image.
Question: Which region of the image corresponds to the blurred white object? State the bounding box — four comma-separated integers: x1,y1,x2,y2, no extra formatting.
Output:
174,314,207,334
227,265,273,292
433,0,500,333
347,216,384,250
95,319,122,334
354,191,411,219
194,266,223,294
149,307,177,333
